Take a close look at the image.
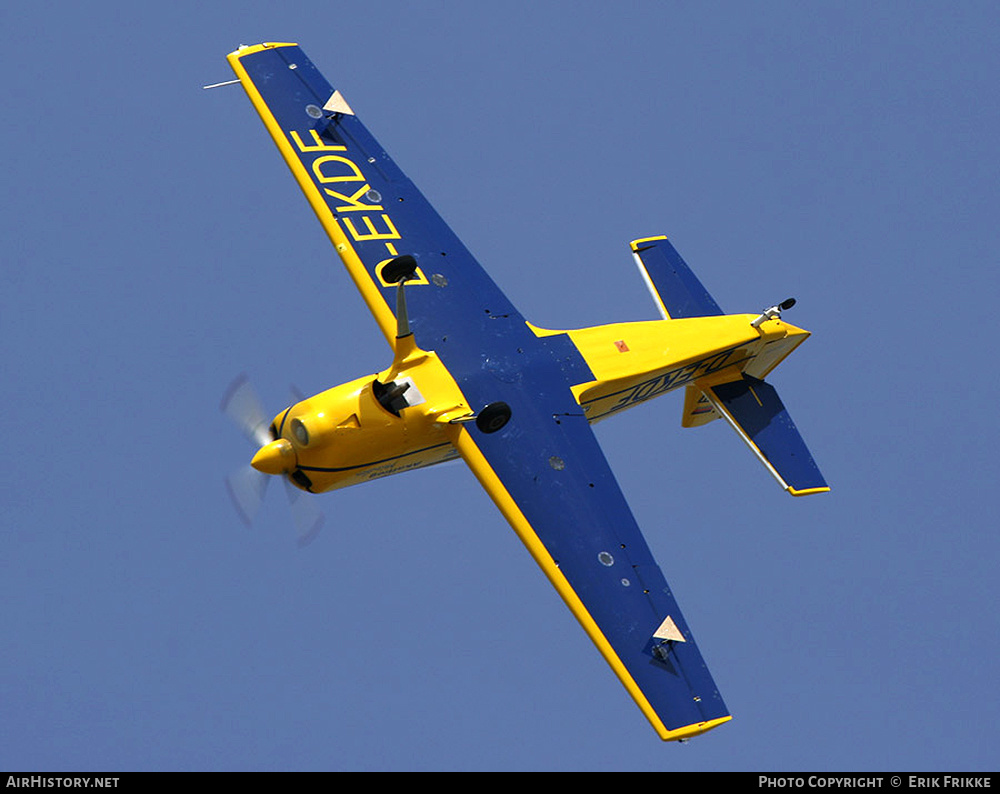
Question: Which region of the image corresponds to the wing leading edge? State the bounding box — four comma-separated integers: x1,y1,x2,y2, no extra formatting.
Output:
448,411,731,741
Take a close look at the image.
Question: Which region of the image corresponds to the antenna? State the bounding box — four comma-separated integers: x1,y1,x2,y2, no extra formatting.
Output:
751,298,796,328
202,79,241,90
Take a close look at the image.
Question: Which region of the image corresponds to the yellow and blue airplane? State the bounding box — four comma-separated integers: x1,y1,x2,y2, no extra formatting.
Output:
218,42,828,742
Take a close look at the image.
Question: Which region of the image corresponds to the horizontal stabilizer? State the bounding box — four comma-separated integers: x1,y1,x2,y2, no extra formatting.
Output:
630,236,723,320
707,375,829,496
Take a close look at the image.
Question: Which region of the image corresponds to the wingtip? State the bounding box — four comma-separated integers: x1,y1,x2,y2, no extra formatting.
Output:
788,485,831,497
629,235,669,252
227,42,299,60
658,714,733,742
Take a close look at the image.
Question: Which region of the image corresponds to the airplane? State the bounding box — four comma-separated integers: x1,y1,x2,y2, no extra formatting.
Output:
217,42,829,742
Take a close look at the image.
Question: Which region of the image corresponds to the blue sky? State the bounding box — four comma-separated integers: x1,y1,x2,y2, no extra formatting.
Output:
2,0,998,772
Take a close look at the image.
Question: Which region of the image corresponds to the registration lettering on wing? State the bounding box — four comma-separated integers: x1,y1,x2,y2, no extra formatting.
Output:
288,125,419,279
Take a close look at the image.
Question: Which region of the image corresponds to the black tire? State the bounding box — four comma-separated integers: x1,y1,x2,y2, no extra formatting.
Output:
476,402,511,434
382,254,418,284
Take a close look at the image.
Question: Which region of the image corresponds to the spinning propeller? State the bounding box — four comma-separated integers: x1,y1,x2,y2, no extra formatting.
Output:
221,375,325,546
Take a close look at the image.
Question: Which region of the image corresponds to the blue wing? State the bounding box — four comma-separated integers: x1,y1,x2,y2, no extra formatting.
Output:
227,43,523,351
452,407,731,740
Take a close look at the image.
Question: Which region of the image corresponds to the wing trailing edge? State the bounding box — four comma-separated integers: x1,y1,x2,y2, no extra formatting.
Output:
447,421,732,741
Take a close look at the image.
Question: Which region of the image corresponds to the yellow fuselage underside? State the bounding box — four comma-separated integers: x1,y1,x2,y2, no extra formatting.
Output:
270,314,808,494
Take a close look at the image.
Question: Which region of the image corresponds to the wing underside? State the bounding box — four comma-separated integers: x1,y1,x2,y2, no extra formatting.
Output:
448,411,731,741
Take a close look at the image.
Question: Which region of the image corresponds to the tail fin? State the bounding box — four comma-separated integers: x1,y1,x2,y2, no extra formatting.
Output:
681,383,720,427
705,375,829,496
630,236,723,319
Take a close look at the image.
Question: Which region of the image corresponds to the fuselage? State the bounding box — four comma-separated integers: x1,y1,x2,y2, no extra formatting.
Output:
262,312,809,493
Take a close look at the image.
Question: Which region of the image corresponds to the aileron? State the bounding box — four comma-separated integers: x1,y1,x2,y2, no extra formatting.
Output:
449,411,730,740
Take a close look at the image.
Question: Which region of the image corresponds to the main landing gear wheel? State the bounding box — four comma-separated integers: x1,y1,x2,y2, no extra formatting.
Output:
382,254,418,284
476,401,511,434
